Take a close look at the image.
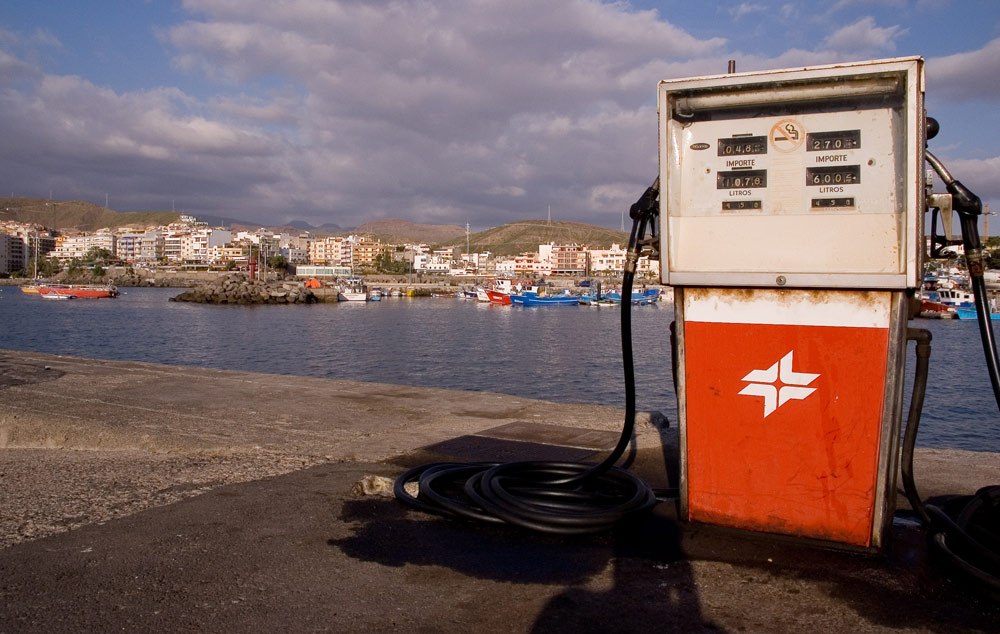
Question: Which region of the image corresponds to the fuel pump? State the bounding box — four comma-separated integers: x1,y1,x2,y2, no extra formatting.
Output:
396,54,998,592
660,58,925,550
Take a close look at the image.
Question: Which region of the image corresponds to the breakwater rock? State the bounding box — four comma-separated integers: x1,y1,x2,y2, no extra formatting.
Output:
169,274,319,304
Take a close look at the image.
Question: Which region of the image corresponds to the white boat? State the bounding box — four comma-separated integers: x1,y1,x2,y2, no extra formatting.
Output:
931,288,975,309
337,278,369,302
41,291,75,300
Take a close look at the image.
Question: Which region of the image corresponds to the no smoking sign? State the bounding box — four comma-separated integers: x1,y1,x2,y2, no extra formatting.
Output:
769,119,804,152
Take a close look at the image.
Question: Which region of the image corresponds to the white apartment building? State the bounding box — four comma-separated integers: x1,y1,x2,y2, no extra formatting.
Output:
278,233,311,264
494,253,540,275
50,232,117,261
408,253,427,271
421,255,452,274
308,236,351,265
117,234,140,262
588,244,627,273
585,243,658,276
282,246,309,264
0,233,25,274
207,243,249,264
163,234,183,263
538,243,589,276
138,231,165,263
180,228,232,262
459,252,490,271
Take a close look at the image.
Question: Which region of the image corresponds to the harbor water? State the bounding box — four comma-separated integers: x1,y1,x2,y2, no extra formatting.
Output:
1,286,997,452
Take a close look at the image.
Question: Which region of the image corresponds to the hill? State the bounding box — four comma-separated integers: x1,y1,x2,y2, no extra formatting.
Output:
445,220,628,256
352,218,465,244
2,199,627,253
1,198,181,232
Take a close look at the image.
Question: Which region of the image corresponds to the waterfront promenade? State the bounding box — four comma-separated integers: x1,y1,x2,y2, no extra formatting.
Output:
1,349,998,632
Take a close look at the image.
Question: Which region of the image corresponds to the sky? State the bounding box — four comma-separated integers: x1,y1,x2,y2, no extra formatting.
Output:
1,0,999,231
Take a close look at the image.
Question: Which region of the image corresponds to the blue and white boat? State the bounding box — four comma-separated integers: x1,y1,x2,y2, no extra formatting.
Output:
606,288,661,305
954,301,1000,320
509,287,580,306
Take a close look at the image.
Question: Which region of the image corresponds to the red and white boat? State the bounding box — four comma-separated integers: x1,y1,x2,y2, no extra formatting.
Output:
37,284,118,299
483,279,519,305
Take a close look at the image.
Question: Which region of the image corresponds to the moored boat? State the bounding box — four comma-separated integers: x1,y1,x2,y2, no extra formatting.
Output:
485,289,511,305
931,288,975,309
484,279,517,305
36,283,117,298
337,278,369,301
510,287,580,306
605,288,661,305
40,290,75,300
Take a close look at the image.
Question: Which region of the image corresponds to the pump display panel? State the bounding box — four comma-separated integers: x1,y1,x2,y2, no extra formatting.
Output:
659,59,924,289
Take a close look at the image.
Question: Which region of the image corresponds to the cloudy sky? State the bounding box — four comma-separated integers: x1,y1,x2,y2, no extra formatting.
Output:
1,0,998,230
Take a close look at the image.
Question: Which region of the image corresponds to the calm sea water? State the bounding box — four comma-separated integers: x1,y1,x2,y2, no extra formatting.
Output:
1,286,998,452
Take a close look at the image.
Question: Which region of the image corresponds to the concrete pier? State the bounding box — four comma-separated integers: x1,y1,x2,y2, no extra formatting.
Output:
1,349,998,633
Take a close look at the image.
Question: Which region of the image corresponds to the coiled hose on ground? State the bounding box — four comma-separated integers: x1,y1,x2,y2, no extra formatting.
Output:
394,182,661,535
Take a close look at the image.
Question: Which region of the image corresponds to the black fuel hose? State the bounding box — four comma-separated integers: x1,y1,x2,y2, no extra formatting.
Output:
394,182,660,534
902,150,1000,596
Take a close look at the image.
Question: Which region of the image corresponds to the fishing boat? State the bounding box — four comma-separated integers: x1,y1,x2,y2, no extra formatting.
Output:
605,288,661,305
483,279,516,305
337,278,369,301
930,288,975,309
509,287,580,306
953,295,1000,320
954,306,1000,321
485,289,511,305
36,283,117,299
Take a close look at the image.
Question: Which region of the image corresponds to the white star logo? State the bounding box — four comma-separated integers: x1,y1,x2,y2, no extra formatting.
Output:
738,351,819,418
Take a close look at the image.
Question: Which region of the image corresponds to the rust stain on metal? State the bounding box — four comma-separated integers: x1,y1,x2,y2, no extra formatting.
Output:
688,287,888,305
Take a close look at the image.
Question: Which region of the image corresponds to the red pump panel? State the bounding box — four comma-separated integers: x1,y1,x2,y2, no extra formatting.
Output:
682,291,892,546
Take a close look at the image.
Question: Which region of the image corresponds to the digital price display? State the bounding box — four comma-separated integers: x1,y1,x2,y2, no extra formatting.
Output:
812,197,856,209
806,165,860,186
717,170,767,189
807,130,861,151
722,200,762,211
718,136,767,156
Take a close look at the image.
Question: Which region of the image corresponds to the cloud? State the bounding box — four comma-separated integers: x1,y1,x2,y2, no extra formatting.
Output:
13,0,995,231
731,3,767,20
927,37,1000,101
947,156,1000,204
820,17,907,56
0,48,37,84
155,0,727,226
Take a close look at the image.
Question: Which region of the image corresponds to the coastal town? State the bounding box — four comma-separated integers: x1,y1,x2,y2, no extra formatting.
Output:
0,213,658,281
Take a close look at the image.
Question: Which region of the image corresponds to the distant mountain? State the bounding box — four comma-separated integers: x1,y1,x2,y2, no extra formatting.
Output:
283,219,345,233
2,199,626,252
444,220,628,256
352,218,465,245
195,213,262,229
1,198,180,232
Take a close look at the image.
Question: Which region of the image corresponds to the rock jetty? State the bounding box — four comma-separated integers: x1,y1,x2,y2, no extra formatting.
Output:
170,274,320,304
